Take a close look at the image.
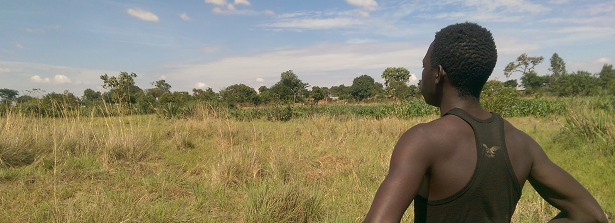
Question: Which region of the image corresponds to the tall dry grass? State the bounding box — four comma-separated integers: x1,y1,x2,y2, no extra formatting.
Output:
0,103,612,222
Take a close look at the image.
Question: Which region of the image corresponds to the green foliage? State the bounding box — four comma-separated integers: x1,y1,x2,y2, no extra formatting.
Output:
192,88,218,102
504,53,544,78
388,80,411,100
382,67,410,95
504,79,518,88
598,64,615,93
279,70,309,103
270,82,294,103
82,88,101,102
521,71,549,92
309,86,327,102
481,80,566,117
100,72,139,105
329,84,351,99
0,88,19,103
351,74,380,101
220,84,258,107
560,97,615,155
548,53,567,78
39,91,80,117
551,71,601,96
153,79,172,93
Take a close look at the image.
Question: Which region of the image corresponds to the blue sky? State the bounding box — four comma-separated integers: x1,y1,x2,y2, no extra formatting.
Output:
1,0,614,96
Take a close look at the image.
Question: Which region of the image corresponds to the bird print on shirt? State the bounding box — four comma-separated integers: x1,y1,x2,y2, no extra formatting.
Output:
483,144,500,158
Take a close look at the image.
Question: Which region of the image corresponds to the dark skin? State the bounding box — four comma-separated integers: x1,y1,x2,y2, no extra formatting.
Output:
364,42,608,223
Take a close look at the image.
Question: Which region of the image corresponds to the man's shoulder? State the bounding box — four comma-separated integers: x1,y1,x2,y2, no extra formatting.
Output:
397,115,473,151
407,115,473,138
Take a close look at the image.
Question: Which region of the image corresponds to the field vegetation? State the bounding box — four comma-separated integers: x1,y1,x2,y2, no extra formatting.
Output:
0,94,613,222
0,57,614,222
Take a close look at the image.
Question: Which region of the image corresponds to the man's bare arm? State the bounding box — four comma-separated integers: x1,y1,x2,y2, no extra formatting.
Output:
364,124,433,223
524,133,607,223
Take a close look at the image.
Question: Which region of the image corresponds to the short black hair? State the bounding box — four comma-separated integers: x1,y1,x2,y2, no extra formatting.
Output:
431,22,497,98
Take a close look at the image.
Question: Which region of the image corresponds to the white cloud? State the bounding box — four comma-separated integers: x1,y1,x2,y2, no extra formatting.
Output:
25,28,45,34
493,35,542,57
408,74,418,86
264,18,362,29
354,10,371,17
263,10,275,16
548,0,569,4
234,0,250,6
458,0,550,13
227,3,236,11
212,7,224,14
196,82,208,88
556,26,614,34
201,45,224,53
14,44,24,49
180,13,193,21
127,8,160,22
205,0,227,6
160,75,167,80
53,74,72,84
31,75,50,83
596,58,612,64
347,38,378,44
162,42,425,91
0,68,10,73
346,0,378,11
30,74,76,84
586,2,615,15
566,58,614,73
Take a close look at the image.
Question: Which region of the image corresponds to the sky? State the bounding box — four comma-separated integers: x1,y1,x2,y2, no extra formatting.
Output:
1,0,614,97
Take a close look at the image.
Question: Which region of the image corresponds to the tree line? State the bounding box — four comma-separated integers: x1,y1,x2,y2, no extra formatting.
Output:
503,53,615,96
0,67,420,116
1,54,613,117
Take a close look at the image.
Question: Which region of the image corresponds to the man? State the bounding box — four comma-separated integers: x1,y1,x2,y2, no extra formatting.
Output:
364,22,607,223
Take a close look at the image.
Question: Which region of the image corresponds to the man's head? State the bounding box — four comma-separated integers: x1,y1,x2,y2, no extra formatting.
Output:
422,22,497,102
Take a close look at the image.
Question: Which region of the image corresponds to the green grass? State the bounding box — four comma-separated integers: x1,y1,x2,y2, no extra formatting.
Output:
0,98,613,222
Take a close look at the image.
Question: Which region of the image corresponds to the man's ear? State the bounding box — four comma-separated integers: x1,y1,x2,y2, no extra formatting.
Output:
435,65,446,84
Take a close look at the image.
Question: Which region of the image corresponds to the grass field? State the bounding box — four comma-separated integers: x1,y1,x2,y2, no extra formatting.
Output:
0,99,613,222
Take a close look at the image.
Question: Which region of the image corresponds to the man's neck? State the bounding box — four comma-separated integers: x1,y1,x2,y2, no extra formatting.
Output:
438,91,491,119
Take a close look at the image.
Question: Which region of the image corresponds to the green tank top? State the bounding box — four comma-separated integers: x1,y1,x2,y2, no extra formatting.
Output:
414,108,522,223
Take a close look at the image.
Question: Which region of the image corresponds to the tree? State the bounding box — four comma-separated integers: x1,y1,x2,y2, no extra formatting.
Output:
548,53,567,79
100,72,139,104
387,80,410,100
309,86,327,102
504,53,544,78
192,88,218,101
521,71,548,92
279,70,308,103
552,71,600,96
82,88,102,102
598,64,615,92
503,79,518,88
382,67,410,88
145,88,163,99
16,95,34,103
258,86,269,93
329,84,350,99
220,84,257,106
0,88,19,103
152,79,172,93
41,91,80,116
351,74,378,101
